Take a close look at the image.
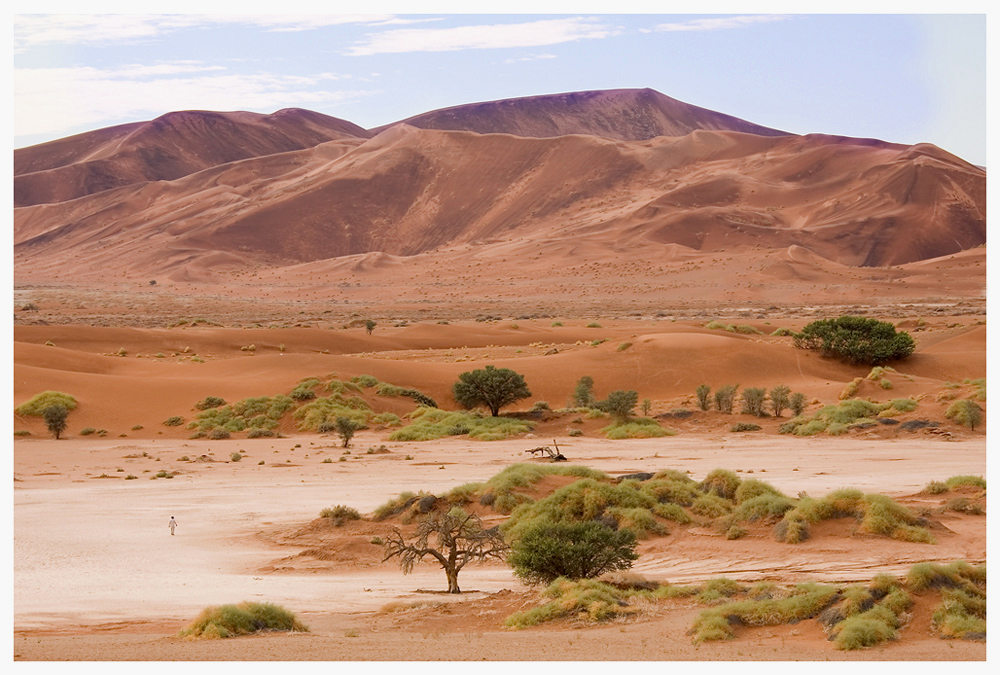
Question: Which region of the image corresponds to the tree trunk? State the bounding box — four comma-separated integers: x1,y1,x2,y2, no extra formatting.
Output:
445,566,461,593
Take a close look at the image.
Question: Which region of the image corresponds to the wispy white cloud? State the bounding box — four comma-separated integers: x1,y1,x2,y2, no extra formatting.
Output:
345,17,616,56
12,14,401,51
644,15,789,34
503,53,557,64
14,63,370,139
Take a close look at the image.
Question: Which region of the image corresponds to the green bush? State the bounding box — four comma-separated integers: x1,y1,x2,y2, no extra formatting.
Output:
247,428,276,439
794,316,915,365
80,427,96,436
595,390,638,422
789,392,807,416
730,422,761,432
507,520,638,586
350,375,380,388
208,429,231,440
179,601,308,638
15,391,77,416
163,416,184,426
769,385,791,417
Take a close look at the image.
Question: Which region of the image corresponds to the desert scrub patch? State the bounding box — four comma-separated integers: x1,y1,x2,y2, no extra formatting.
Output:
179,601,308,638
319,504,362,525
370,411,402,427
730,422,761,432
601,418,674,439
388,408,533,442
15,391,77,416
14,430,31,436
689,493,732,519
481,463,609,514
732,324,763,335
503,578,645,629
733,478,785,505
770,326,796,336
905,560,985,593
163,416,184,427
293,393,370,432
696,577,746,605
350,374,380,388
502,478,665,541
774,488,933,544
80,427,97,436
692,581,838,643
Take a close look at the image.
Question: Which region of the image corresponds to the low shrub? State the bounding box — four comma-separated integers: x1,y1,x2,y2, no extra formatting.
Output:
80,427,97,436
179,601,308,638
195,396,226,410
208,429,231,440
730,422,761,432
163,416,184,427
699,469,741,500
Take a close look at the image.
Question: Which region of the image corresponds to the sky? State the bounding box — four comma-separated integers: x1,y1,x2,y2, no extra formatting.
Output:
11,3,990,166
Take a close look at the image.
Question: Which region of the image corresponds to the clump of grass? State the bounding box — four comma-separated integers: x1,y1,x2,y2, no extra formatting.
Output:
770,327,796,336
350,375,380,388
163,416,185,426
503,477,665,541
503,578,643,628
319,504,361,525
945,475,986,490
692,581,838,643
775,488,933,544
179,601,308,638
730,422,761,432
695,577,747,605
294,393,369,432
481,464,610,514
601,419,674,439
389,408,533,442
699,469,741,500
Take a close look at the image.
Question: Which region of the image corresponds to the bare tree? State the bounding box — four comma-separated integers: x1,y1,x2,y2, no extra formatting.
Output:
382,508,508,594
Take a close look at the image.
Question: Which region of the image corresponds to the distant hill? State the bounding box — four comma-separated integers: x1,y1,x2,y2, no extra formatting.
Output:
14,108,371,207
371,88,790,140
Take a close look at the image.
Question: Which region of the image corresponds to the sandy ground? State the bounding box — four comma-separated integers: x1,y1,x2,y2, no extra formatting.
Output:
12,430,987,661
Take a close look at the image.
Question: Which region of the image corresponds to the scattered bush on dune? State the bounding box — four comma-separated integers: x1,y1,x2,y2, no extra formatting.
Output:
179,601,308,639
945,399,983,431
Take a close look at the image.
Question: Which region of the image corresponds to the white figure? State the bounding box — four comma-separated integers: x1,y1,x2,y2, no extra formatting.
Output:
169,516,178,536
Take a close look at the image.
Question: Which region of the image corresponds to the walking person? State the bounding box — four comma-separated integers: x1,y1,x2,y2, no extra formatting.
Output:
169,516,178,536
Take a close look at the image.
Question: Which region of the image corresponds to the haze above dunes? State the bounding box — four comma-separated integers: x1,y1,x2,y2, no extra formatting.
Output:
13,87,986,320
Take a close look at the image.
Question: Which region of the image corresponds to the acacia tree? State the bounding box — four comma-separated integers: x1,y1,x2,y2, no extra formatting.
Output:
41,404,69,440
452,366,531,416
365,319,377,335
382,508,508,594
597,390,639,423
334,416,361,448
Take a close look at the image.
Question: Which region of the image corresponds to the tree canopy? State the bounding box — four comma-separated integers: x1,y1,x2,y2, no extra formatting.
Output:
452,366,531,416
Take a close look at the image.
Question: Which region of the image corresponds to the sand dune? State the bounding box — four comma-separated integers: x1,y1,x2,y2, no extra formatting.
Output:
13,88,985,297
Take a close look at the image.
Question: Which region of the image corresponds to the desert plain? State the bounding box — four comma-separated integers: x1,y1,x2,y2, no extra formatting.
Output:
11,307,987,661
12,88,987,661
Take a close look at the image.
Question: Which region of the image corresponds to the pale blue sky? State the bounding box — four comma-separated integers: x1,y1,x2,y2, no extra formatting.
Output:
12,4,989,165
